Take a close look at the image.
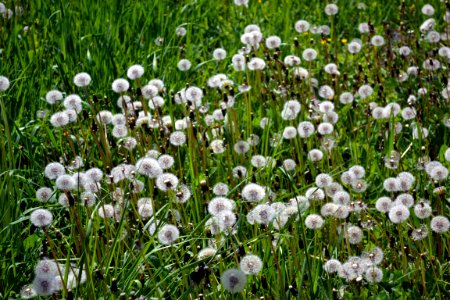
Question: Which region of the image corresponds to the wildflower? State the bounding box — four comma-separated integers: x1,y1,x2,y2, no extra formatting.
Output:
315,173,333,188
185,86,203,106
232,54,246,71
233,140,250,155
213,183,229,196
333,191,350,205
112,78,129,93
210,139,226,154
321,203,338,217
20,285,36,299
156,173,179,191
55,174,76,191
265,36,281,49
233,165,247,179
294,20,309,33
44,162,65,180
375,197,392,213
208,197,233,216
242,183,266,202
281,100,301,120
423,58,440,71
141,85,159,100
177,58,192,71
169,131,187,147
358,85,373,99
324,63,339,75
240,255,263,275
98,204,114,218
213,48,227,60
430,216,449,233
430,166,449,181
284,55,301,66
80,191,96,207
388,205,410,223
283,159,297,171
421,4,435,16
158,224,179,245
383,177,400,192
95,111,112,125
45,90,63,104
319,86,335,99
36,187,53,202
427,31,440,43
127,64,144,80
221,268,247,293
414,202,432,219
158,154,174,170
317,122,334,135
195,247,217,261
394,193,414,208
35,258,58,279
138,204,153,219
347,226,363,244
30,209,53,227
247,57,266,70
365,266,383,283
173,184,191,204
308,149,323,162
0,75,10,91
325,182,343,197
305,214,325,229
347,41,362,54
234,0,248,6
73,72,91,87
33,277,54,296
324,3,338,15
135,158,162,179
302,48,318,61
371,35,385,46
49,111,69,127
63,94,82,113
250,204,276,225
282,126,297,139
298,121,315,138
324,259,342,274
411,225,429,240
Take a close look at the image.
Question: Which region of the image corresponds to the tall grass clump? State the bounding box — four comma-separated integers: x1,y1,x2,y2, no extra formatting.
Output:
0,0,449,299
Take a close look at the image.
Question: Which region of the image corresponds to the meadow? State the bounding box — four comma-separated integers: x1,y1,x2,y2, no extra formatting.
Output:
0,0,449,299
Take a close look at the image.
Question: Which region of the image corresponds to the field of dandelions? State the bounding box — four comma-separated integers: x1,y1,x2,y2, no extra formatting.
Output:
1,0,450,299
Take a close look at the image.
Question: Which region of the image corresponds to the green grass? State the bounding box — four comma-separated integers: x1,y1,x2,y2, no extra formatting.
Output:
1,0,449,299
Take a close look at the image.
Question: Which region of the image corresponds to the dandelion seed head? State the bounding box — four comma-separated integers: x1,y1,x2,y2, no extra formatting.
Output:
302,48,318,61
156,173,179,192
212,183,229,196
347,226,364,244
112,78,129,93
33,277,54,296
324,259,342,274
365,266,383,283
422,4,435,16
30,208,53,227
430,216,449,233
177,58,192,71
242,183,266,202
98,204,114,218
388,205,410,223
240,254,263,275
305,214,325,229
158,224,179,245
0,75,10,91
375,197,392,213
221,268,246,293
324,3,338,15
73,72,91,87
169,131,187,146
127,64,144,80
265,35,281,49
411,225,429,240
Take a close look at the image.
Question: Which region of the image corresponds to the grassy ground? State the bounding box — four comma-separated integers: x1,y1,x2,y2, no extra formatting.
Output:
0,0,449,299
